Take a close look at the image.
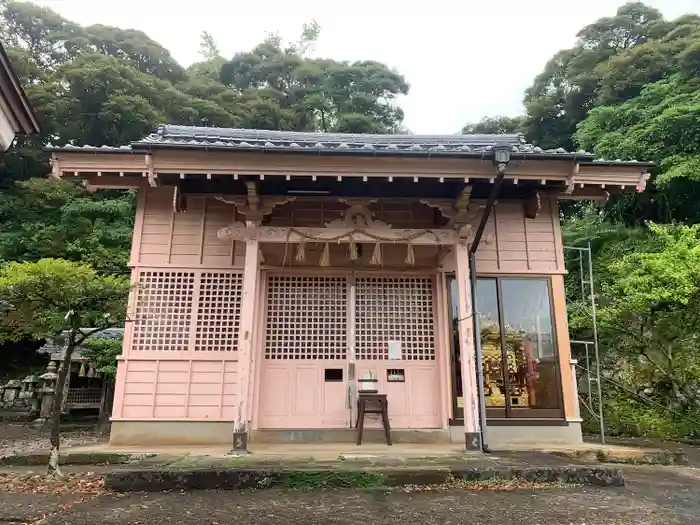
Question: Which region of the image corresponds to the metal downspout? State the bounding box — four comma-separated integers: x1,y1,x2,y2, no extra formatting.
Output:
468,162,508,452
469,251,489,452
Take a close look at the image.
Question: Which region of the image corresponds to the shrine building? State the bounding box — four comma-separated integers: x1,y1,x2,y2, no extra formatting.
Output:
47,125,650,450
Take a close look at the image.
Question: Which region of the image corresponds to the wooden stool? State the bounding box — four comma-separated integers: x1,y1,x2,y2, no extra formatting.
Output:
356,393,392,446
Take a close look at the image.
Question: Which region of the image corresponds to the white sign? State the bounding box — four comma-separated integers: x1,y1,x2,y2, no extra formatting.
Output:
388,340,402,360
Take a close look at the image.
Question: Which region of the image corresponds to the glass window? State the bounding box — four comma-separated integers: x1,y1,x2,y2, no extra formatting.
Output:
501,279,555,359
449,276,562,419
478,278,561,416
476,279,506,408
497,278,560,413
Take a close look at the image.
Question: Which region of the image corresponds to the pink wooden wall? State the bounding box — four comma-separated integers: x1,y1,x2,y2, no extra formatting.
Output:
441,196,564,274
133,188,245,268
113,187,246,421
113,188,565,423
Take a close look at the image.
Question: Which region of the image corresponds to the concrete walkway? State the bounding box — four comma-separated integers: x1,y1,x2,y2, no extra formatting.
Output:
61,439,678,458
49,439,689,470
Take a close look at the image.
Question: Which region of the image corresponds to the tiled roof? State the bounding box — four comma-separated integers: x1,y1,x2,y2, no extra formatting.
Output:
132,125,593,159
37,327,125,356
46,125,652,165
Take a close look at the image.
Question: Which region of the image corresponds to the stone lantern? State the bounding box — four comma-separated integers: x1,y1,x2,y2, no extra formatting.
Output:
20,375,40,415
3,379,21,408
37,361,59,422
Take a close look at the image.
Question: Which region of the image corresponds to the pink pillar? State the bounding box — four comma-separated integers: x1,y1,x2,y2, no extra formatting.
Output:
232,237,260,452
454,241,481,450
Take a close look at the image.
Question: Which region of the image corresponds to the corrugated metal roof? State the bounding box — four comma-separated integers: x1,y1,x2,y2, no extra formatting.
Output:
45,124,652,165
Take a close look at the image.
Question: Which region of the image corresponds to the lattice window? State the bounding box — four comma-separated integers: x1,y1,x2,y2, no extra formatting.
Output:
265,275,347,359
132,271,195,352
65,388,102,405
194,272,243,352
355,277,435,360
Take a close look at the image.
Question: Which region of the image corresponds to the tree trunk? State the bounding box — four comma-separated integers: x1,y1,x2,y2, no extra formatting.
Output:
47,335,76,477
97,378,114,437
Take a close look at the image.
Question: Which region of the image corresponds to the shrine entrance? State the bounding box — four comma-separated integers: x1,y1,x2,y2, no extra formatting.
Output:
257,272,441,430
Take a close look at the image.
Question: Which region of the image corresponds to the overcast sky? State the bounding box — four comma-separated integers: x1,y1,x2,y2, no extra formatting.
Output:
35,0,700,134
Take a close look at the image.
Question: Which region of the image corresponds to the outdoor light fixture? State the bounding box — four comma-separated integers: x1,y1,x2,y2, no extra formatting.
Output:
492,145,512,167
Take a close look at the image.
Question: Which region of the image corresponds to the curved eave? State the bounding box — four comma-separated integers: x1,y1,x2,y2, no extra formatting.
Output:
0,43,40,136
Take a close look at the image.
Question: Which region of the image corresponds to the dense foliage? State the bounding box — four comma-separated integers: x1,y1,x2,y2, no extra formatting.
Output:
463,2,700,437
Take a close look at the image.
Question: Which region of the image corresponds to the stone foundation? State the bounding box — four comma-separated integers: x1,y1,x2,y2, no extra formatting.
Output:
110,420,582,448
110,421,233,447
449,421,584,448
251,428,451,444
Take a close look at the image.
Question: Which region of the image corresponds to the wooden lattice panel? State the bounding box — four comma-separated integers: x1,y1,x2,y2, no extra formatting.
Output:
132,271,195,352
265,275,347,359
65,388,102,405
355,277,435,360
194,272,243,352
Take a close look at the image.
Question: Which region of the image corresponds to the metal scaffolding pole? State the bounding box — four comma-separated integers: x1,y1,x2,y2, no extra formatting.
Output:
564,242,605,444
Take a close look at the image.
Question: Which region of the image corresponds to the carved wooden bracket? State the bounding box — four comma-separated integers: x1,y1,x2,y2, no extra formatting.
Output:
566,164,579,195
637,171,650,192
421,187,477,226
325,198,391,229
215,181,295,224
146,154,158,187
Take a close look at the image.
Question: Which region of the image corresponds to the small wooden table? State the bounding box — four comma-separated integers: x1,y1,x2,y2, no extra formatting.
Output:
356,393,392,446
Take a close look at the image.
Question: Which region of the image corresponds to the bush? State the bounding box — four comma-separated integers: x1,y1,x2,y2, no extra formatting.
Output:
583,393,700,439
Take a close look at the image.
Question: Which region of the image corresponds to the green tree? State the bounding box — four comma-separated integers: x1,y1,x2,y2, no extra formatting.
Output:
575,73,700,224
0,179,136,274
522,3,686,150
81,337,121,379
219,33,409,133
0,259,131,475
564,220,700,437
82,24,186,83
462,116,526,135
0,0,87,73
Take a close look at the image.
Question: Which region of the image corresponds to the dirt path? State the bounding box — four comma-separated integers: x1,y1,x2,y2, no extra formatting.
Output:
0,421,103,456
0,464,694,525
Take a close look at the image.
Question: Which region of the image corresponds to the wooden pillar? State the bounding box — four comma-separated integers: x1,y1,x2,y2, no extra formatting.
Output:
232,236,260,452
454,241,481,450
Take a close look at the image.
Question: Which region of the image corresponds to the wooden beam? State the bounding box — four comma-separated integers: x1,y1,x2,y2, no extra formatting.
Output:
217,224,458,245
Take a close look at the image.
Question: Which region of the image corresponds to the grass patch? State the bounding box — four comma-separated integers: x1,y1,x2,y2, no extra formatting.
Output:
283,470,387,489
0,452,132,466
401,475,582,492
595,450,684,465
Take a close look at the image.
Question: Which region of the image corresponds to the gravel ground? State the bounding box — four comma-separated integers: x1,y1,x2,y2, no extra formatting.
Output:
0,421,103,456
0,464,692,525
